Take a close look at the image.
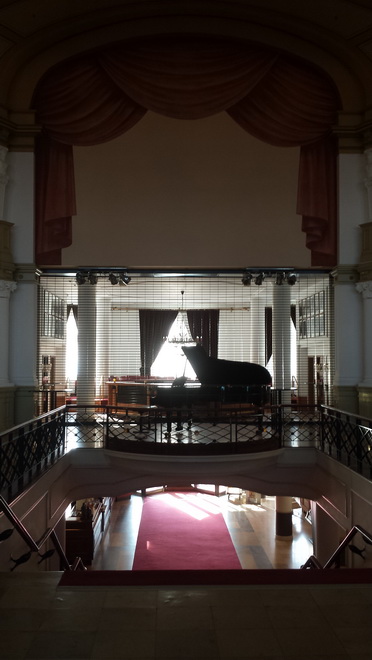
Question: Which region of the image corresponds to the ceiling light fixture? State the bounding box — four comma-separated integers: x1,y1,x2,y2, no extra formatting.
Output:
120,273,131,285
242,271,252,286
88,272,98,285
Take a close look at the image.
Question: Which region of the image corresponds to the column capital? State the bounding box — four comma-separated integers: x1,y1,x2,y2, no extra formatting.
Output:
0,279,16,297
356,280,372,299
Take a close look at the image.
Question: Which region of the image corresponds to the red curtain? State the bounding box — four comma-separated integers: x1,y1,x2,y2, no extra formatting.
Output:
33,36,340,265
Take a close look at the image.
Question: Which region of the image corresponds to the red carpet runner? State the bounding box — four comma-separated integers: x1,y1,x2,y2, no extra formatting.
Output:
132,492,242,570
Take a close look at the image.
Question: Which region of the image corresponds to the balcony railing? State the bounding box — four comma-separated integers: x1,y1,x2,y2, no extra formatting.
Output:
1,400,372,501
320,405,372,479
0,408,66,501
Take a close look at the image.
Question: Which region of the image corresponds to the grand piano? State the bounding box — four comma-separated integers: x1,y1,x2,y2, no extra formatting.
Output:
153,344,272,409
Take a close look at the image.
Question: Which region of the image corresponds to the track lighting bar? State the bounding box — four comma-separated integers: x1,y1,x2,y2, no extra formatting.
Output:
75,270,131,286
241,270,297,286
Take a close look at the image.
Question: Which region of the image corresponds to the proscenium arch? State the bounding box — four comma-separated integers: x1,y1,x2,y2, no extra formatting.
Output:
3,5,367,121
32,35,341,267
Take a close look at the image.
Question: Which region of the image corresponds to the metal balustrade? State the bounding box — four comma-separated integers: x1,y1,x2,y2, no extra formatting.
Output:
0,408,66,501
1,401,372,502
320,405,372,479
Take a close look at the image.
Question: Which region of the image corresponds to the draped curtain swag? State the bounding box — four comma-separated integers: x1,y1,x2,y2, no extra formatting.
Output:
187,309,219,358
139,309,178,377
33,36,340,265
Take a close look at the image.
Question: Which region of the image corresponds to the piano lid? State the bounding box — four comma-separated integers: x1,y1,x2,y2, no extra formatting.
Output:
182,344,272,386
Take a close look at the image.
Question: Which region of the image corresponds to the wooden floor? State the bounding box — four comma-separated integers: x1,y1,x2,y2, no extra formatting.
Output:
91,490,314,571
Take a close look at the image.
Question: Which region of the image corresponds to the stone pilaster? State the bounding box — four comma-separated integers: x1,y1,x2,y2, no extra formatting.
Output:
0,279,17,431
331,266,362,414
356,280,372,417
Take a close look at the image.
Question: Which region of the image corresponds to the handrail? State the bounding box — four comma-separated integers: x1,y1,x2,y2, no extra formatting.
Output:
302,524,372,570
0,494,86,571
323,525,372,569
301,555,323,569
0,406,66,441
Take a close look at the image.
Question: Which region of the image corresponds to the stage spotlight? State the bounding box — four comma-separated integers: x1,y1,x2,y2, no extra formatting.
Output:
120,273,131,285
254,273,264,285
109,273,119,285
76,272,86,285
242,272,252,286
88,272,98,285
276,272,285,285
287,273,297,286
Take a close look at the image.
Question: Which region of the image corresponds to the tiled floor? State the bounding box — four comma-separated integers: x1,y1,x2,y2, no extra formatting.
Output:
1,494,372,659
91,491,314,571
1,571,372,659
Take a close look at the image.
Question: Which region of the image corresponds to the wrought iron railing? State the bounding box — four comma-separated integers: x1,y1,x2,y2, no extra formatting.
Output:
320,405,372,479
0,408,66,501
1,401,372,503
103,404,280,454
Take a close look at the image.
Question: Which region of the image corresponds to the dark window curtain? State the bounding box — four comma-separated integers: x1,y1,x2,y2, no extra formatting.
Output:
67,303,78,325
139,309,178,376
265,307,272,367
33,35,341,266
187,310,219,358
291,304,296,328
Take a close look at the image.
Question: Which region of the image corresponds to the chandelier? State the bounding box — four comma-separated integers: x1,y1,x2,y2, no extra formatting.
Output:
168,291,194,345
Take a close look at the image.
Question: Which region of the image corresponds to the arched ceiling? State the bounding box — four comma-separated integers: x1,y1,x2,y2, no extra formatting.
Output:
1,0,372,148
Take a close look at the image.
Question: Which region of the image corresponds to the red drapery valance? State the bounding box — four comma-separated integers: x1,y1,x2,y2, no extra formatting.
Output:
33,36,340,265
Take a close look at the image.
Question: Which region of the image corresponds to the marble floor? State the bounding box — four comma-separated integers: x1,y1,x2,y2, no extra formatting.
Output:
91,491,314,571
1,494,372,659
1,570,372,659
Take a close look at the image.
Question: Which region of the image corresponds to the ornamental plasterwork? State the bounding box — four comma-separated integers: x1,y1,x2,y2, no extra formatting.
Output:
0,280,16,296
356,280,372,298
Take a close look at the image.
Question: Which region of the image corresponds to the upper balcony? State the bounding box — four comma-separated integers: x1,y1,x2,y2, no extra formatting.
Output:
1,397,372,503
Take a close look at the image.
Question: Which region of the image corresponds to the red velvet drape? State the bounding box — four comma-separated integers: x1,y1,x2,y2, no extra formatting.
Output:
33,36,340,265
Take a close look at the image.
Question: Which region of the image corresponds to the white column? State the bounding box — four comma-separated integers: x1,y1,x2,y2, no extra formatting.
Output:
275,495,293,540
249,294,266,366
96,295,111,398
333,271,363,389
0,280,16,386
338,152,366,265
9,266,39,423
356,281,372,386
272,284,292,403
77,283,97,405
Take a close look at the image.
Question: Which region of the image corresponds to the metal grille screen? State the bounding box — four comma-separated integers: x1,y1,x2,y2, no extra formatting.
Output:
38,271,333,411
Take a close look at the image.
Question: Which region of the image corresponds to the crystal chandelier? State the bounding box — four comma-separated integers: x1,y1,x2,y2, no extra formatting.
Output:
168,291,194,344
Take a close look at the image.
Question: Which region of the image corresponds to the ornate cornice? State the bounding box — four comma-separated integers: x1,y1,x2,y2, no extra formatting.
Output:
331,265,359,284
0,113,40,151
14,264,42,283
357,221,372,281
0,220,15,281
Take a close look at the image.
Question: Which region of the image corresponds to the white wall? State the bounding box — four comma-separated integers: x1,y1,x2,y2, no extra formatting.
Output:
63,112,308,269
